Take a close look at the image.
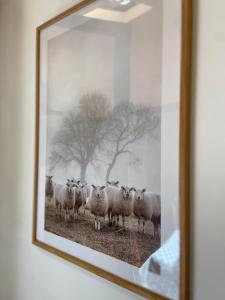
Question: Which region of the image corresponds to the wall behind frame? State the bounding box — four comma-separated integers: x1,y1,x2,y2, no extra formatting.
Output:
0,1,225,300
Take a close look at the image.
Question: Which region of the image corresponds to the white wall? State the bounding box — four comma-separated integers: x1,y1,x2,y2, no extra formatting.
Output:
191,0,225,299
0,1,225,300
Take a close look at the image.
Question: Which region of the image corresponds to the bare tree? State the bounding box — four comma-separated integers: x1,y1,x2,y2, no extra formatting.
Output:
104,102,159,182
50,92,111,181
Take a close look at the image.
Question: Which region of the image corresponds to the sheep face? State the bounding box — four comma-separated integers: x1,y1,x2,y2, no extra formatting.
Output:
107,180,119,187
66,179,76,197
46,176,53,184
92,185,106,200
70,177,80,186
45,176,54,199
121,186,133,200
133,188,146,201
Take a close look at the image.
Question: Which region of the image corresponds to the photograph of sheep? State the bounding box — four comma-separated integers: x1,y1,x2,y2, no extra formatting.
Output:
42,0,163,269
33,0,188,297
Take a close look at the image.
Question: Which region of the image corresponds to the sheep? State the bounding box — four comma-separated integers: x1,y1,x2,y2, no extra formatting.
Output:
106,186,133,228
80,183,91,214
45,176,54,207
54,179,76,222
73,184,84,219
82,182,91,197
89,185,108,230
112,186,133,228
105,185,120,225
107,180,120,187
132,188,161,238
70,178,90,214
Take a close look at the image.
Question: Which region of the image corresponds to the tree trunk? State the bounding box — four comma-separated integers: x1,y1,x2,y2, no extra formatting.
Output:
105,163,113,183
105,154,118,183
80,163,88,182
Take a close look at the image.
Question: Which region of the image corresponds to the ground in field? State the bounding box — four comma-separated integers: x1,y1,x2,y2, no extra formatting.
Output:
45,206,160,267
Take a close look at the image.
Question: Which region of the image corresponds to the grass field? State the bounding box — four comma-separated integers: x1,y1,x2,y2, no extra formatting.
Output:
45,206,160,267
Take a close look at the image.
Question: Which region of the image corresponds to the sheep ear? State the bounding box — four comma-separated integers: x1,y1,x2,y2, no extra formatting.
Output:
50,176,53,179
107,181,111,184
92,185,96,190
66,183,69,187
81,185,84,188
77,180,80,184
72,184,76,188
142,188,146,193
100,186,105,190
116,181,119,185
121,186,125,191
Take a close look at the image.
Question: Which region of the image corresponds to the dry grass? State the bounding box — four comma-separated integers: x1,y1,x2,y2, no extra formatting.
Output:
45,206,160,267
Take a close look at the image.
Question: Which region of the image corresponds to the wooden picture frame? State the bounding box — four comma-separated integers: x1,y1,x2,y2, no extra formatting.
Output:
33,1,192,299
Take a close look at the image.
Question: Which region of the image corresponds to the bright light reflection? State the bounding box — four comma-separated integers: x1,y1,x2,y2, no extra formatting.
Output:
83,4,152,23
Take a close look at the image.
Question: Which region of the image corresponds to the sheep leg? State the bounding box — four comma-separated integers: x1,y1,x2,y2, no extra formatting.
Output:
64,209,67,222
59,204,62,218
155,223,159,241
112,215,115,225
138,218,140,232
152,220,157,239
95,217,97,230
67,208,69,222
158,223,161,240
98,220,101,231
142,220,145,234
117,215,119,226
122,215,125,229
66,208,69,222
110,211,112,225
108,211,111,225
157,223,160,240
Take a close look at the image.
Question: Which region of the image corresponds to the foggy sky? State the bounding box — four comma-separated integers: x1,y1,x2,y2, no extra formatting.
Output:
46,0,162,193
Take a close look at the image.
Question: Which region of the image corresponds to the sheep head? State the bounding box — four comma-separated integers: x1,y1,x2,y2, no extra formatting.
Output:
121,186,133,200
133,188,146,201
92,185,106,199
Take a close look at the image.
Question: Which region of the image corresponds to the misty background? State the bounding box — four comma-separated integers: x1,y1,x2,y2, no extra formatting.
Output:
46,0,163,193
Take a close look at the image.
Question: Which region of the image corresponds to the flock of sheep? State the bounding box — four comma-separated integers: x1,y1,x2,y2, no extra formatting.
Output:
45,176,161,239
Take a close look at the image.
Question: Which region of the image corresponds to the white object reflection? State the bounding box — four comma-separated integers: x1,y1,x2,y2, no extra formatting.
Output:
83,3,152,23
140,230,180,299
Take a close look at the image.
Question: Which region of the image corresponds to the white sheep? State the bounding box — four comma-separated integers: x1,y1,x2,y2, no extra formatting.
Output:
73,183,89,218
45,176,54,207
105,185,120,225
81,183,91,214
112,186,133,228
132,188,161,237
54,180,75,222
89,185,108,230
70,178,90,214
106,186,133,227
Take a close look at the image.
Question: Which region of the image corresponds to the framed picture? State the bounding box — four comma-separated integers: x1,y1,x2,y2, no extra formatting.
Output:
33,0,192,299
